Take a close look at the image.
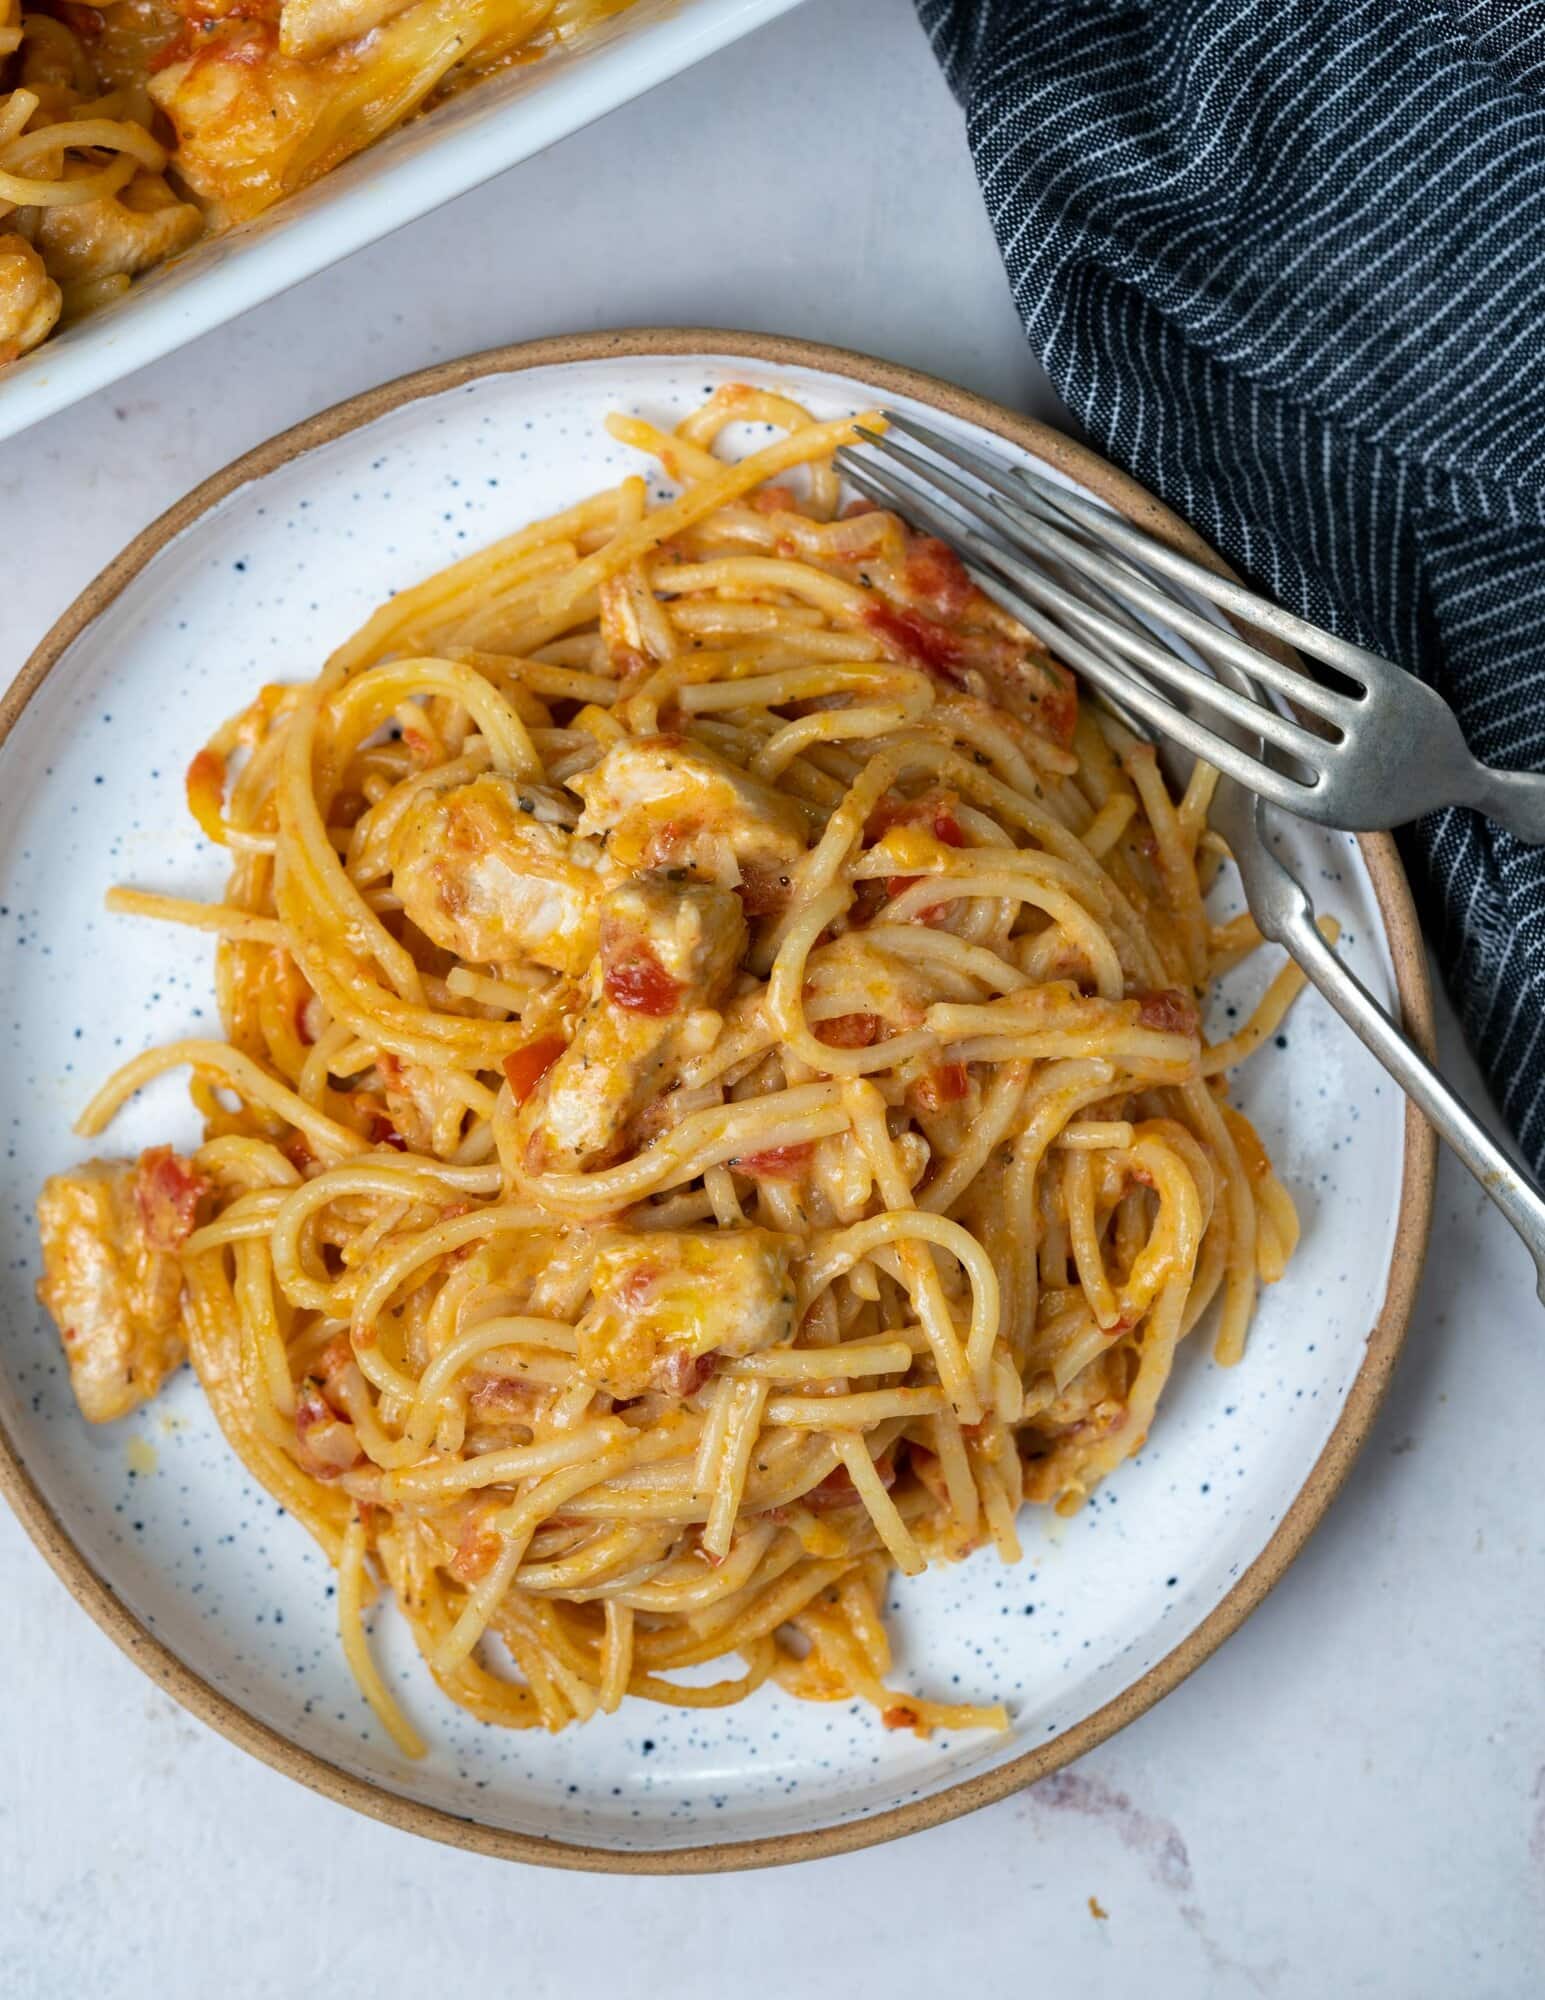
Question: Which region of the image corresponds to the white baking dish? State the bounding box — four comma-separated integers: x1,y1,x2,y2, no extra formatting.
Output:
0,0,805,445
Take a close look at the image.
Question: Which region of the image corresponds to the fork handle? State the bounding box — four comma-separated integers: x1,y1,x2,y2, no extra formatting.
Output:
1465,764,1545,847
1269,902,1545,1302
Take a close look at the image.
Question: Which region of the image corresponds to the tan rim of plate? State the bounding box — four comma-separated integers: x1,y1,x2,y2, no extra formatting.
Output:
0,328,1436,1873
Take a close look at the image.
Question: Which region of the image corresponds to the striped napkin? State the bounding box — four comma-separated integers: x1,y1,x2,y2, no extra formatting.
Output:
916,0,1545,1168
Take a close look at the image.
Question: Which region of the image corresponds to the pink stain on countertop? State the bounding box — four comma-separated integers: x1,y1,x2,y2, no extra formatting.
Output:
1027,1769,1285,1993
1034,1769,1195,1893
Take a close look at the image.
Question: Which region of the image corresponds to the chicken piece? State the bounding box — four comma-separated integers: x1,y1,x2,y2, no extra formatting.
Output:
577,1227,795,1399
1028,1344,1131,1436
375,1051,469,1156
389,773,601,977
290,1329,365,1477
148,23,332,226
521,873,745,1173
35,1148,208,1423
292,1379,363,1478
0,235,62,366
34,173,202,287
149,0,511,224
279,0,416,59
571,735,807,898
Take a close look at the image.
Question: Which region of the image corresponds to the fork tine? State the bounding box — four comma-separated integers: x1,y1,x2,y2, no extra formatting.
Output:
842,451,1176,692
868,420,1357,733
881,409,1085,532
842,458,1155,704
881,409,1214,605
836,454,1318,817
881,409,1300,687
874,417,1180,657
989,495,1360,728
882,407,1388,698
1007,460,1390,689
867,414,1545,848
845,434,1337,767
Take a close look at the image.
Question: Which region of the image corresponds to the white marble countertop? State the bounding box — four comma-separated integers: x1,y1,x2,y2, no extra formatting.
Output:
2,2,1541,1991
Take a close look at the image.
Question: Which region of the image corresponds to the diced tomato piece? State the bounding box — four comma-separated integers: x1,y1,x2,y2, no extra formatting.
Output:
815,1012,881,1049
293,991,322,1047
133,1148,208,1252
652,1350,715,1399
367,1112,408,1151
865,788,965,848
294,1380,329,1432
1135,988,1200,1036
904,535,976,620
149,24,192,69
910,1063,969,1115
933,1061,970,1102
604,947,682,1016
449,1502,504,1583
154,16,274,74
751,484,799,514
618,1263,660,1311
865,602,966,683
466,1375,542,1422
732,1142,814,1181
640,816,699,869
313,1332,356,1391
1036,662,1079,751
881,1703,926,1734
501,1033,566,1103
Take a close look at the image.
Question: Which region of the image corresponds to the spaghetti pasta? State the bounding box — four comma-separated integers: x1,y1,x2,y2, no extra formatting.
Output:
35,385,1309,1748
0,0,638,363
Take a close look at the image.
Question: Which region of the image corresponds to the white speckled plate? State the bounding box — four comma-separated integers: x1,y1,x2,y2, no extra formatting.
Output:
0,334,1433,1871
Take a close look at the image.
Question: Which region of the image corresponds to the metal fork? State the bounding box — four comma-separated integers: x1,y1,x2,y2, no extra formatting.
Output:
1211,777,1545,1302
835,413,1545,842
837,422,1545,1302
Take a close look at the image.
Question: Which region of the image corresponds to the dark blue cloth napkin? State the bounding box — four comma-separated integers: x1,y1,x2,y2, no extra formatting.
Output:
916,0,1545,1169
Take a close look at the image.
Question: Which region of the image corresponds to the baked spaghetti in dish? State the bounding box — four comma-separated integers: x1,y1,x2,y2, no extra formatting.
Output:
0,0,636,362
35,387,1313,1750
